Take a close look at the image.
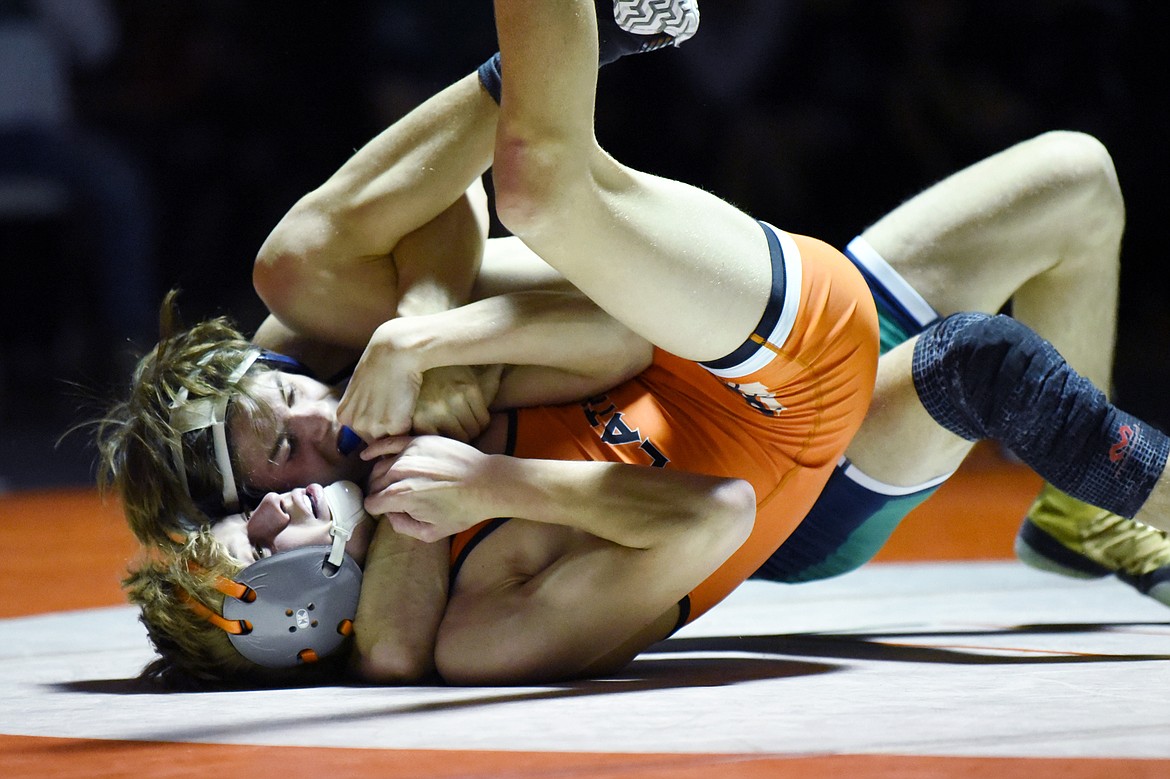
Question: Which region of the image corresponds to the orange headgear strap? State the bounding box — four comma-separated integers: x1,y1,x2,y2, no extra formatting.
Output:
175,587,252,635
174,557,256,634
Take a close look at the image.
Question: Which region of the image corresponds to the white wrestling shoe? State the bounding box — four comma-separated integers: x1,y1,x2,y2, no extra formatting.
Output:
613,0,700,46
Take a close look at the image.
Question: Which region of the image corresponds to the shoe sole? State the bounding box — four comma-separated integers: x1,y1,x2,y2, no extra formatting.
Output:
1017,519,1170,607
1014,519,1110,579
613,0,700,41
1147,579,1170,606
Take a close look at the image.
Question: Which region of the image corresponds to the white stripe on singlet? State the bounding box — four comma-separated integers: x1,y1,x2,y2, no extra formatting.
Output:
703,223,803,380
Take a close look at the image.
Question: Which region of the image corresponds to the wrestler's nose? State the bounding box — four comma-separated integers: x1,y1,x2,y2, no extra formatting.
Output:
288,403,333,447
246,492,290,551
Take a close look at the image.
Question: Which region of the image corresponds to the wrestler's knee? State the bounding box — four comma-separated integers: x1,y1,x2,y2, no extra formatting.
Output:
913,311,1168,518
1034,130,1119,195
911,312,1050,441
912,312,1097,477
1030,131,1124,250
493,129,579,236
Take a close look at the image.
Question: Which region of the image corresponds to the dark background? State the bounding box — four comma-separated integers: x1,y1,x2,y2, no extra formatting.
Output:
2,0,1167,491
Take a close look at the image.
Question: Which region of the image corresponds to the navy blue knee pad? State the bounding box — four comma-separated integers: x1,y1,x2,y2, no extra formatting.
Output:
912,313,1168,518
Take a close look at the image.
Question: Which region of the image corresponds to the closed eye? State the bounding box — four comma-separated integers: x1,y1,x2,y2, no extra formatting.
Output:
284,383,299,459
267,376,294,465
268,429,289,465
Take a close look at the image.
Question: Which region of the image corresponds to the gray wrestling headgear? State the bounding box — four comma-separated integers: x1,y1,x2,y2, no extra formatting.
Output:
183,481,369,669
221,545,362,668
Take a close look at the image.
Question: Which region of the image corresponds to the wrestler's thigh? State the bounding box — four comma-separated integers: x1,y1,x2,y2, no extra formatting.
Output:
522,157,774,364
844,338,973,487
858,135,1082,316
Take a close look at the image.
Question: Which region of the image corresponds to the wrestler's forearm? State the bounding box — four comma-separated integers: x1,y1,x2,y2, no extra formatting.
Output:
482,456,755,552
351,518,450,683
393,185,487,321
373,290,653,403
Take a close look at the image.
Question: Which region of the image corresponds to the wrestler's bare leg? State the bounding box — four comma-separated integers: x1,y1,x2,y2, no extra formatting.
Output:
866,131,1120,391
491,0,772,361
846,131,1124,487
841,131,1170,598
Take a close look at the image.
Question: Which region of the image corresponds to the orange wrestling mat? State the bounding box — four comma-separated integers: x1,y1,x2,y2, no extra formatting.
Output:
3,445,1168,779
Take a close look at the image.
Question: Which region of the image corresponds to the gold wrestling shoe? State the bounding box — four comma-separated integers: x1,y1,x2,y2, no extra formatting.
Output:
1015,483,1170,606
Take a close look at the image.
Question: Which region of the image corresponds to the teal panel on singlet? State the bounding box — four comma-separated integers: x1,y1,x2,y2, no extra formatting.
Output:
751,301,941,584
877,299,919,355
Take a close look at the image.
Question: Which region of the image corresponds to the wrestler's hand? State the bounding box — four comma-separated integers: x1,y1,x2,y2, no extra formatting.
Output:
362,435,495,543
410,364,501,443
337,323,422,441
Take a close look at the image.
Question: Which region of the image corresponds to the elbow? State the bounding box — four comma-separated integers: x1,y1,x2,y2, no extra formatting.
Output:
678,477,756,567
253,200,334,313
352,609,438,684
252,244,295,314
353,635,436,684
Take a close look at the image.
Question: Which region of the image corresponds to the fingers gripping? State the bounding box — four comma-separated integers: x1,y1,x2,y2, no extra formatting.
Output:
364,436,492,541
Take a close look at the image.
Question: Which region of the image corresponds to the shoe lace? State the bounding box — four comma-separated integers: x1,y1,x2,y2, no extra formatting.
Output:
1081,513,1170,575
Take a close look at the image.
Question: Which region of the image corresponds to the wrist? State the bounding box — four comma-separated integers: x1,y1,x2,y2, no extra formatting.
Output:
372,317,433,376
474,453,516,519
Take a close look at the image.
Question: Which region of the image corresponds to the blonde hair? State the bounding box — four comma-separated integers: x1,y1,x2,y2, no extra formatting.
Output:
94,291,349,687
124,533,262,687
92,290,274,546
126,533,349,689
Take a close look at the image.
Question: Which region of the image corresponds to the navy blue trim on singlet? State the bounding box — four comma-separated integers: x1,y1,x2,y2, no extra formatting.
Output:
699,221,787,371
505,408,518,456
842,244,925,342
449,517,510,586
671,597,691,635
255,347,359,387
258,349,315,377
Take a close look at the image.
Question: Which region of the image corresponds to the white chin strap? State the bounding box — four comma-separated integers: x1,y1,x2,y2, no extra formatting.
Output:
168,350,261,513
321,481,369,567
